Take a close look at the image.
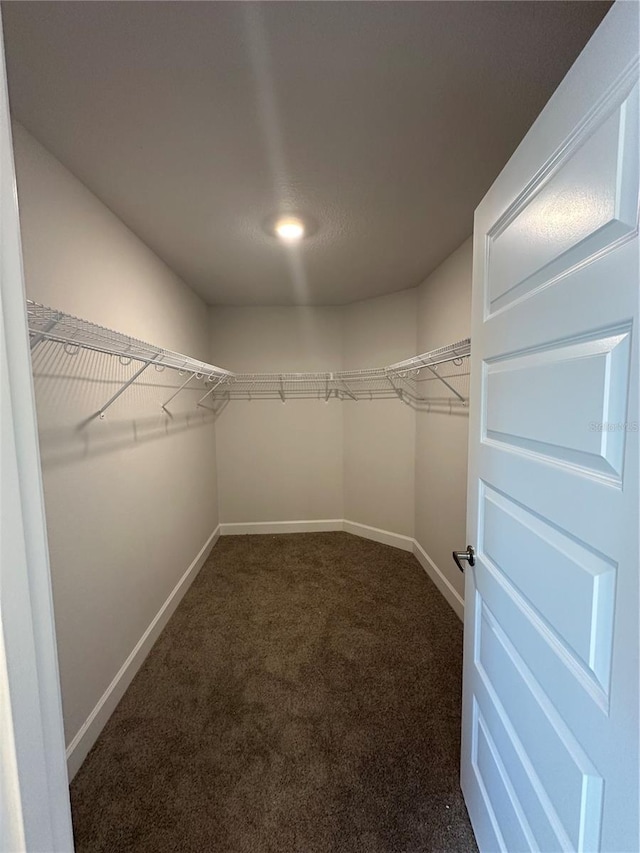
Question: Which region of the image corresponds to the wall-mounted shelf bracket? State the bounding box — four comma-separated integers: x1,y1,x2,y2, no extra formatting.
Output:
425,364,466,403
197,376,225,408
386,373,404,401
340,379,357,401
98,353,162,419
162,373,196,411
30,313,61,350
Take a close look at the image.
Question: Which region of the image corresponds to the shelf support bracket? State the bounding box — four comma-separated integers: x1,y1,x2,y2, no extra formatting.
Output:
393,371,422,404
197,376,225,408
279,378,286,403
339,379,357,401
97,352,161,419
425,365,466,403
386,374,405,401
162,372,196,411
29,316,60,350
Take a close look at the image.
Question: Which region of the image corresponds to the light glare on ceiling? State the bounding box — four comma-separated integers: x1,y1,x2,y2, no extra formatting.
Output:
275,216,305,241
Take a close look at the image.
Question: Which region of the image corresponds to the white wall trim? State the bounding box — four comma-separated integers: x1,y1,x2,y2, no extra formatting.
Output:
343,519,415,552
219,518,415,556
67,520,464,780
413,540,464,621
220,519,343,535
66,524,220,780
219,521,463,623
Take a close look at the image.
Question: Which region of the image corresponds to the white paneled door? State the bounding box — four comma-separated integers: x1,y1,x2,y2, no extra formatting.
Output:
461,3,639,852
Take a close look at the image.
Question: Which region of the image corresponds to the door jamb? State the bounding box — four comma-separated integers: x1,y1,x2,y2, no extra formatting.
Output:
0,9,74,851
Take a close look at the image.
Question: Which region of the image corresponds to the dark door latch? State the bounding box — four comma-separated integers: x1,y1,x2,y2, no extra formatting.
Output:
452,545,475,572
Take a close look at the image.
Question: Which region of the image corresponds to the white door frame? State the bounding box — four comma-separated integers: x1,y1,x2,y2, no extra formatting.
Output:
0,8,74,851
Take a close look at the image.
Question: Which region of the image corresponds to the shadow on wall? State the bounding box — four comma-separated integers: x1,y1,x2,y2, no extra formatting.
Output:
30,341,226,468
412,399,469,416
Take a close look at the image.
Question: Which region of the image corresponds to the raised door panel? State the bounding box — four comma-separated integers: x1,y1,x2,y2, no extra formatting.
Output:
481,486,616,696
486,81,639,317
484,329,632,483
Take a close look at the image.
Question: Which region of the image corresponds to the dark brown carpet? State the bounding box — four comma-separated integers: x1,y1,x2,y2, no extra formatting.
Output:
70,532,478,853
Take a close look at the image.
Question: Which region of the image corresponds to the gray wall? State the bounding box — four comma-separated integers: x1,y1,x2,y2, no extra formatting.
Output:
209,291,419,534
415,238,473,599
210,306,344,523
14,122,219,752
343,290,417,537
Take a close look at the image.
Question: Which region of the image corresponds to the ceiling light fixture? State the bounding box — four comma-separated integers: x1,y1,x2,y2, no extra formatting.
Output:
274,216,305,242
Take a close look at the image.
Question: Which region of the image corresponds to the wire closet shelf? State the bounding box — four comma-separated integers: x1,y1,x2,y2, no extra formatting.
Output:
27,300,471,411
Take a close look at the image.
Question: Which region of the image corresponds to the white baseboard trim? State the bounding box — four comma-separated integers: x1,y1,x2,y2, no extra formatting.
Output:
67,521,462,779
219,518,415,554
220,519,343,536
219,519,462,620
65,524,221,780
413,540,464,622
343,519,414,553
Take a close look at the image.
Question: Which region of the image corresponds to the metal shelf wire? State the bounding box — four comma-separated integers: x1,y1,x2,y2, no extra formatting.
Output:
27,300,471,411
27,301,231,378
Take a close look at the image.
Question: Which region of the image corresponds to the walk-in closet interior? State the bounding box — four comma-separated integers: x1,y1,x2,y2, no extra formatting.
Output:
2,2,621,851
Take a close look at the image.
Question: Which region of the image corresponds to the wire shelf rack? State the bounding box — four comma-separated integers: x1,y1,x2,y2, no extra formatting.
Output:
27,301,231,378
27,300,471,412
220,339,471,403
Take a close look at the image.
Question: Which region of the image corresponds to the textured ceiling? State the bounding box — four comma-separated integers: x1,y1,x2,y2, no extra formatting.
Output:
3,1,610,306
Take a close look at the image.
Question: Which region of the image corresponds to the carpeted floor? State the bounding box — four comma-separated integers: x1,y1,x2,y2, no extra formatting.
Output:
70,532,478,853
